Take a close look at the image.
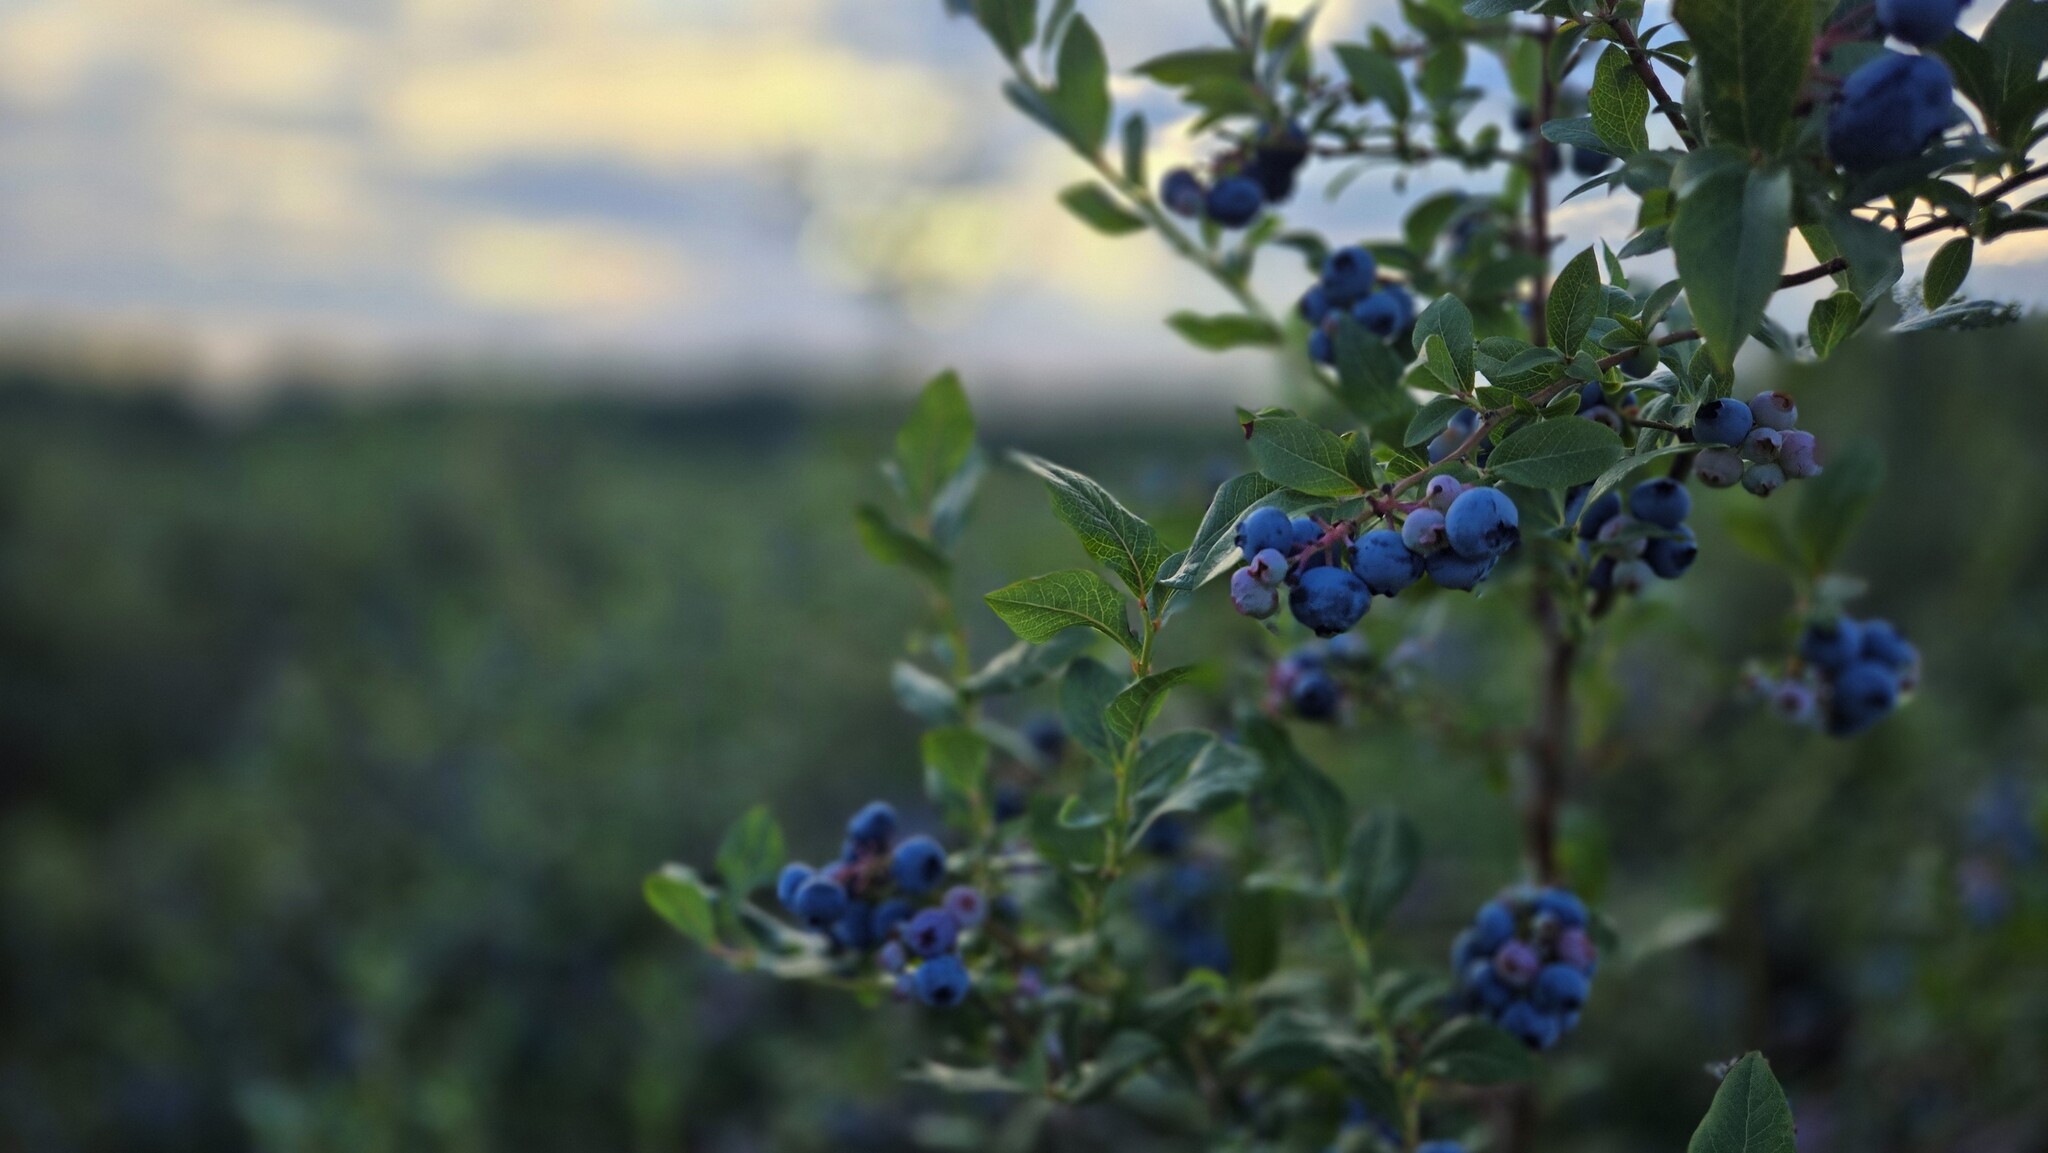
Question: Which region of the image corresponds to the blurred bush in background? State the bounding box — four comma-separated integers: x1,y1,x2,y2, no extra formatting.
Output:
0,322,2044,1152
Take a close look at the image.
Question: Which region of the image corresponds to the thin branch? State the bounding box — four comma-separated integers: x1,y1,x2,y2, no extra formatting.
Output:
1604,12,1698,150
1779,163,2048,288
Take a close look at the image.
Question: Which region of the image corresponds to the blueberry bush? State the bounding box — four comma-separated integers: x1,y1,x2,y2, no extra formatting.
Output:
649,0,2048,1147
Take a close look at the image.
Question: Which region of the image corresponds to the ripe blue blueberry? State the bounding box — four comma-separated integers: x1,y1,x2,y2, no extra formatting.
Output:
1629,478,1691,530
1498,999,1560,1050
1771,679,1818,725
1160,168,1206,217
1645,525,1699,579
1828,660,1901,737
1462,960,1514,1011
1230,568,1281,619
1691,397,1755,447
1307,328,1334,365
1354,286,1414,339
1023,714,1065,761
1289,567,1371,636
1571,144,1616,177
877,940,907,973
1779,431,1823,479
1801,618,1864,673
992,783,1026,823
1533,964,1590,1013
1473,899,1515,950
1748,390,1799,431
1428,409,1480,464
776,863,814,910
835,900,879,949
1534,887,1588,928
792,876,849,929
1290,668,1340,720
1575,490,1622,539
1741,462,1787,498
1446,487,1521,559
1298,284,1331,325
1139,813,1191,857
1828,52,1958,171
1403,508,1448,554
1694,447,1744,489
1351,529,1424,596
1859,619,1918,671
846,801,898,851
1237,506,1295,561
1206,176,1265,228
912,954,972,1008
1426,548,1495,591
903,907,961,958
943,885,987,928
1555,927,1597,974
872,898,913,942
1322,245,1379,304
1877,0,1971,46
890,834,947,894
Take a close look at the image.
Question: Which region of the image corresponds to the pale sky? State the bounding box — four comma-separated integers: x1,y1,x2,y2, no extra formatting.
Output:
0,0,2031,398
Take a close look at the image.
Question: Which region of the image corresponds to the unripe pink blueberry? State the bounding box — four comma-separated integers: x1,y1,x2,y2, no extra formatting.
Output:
1748,390,1799,431
1230,568,1280,618
1426,475,1463,512
1695,447,1744,489
1779,430,1823,479
1402,507,1449,553
1772,679,1818,724
1247,548,1289,587
1597,515,1647,558
1742,462,1787,498
1612,558,1654,595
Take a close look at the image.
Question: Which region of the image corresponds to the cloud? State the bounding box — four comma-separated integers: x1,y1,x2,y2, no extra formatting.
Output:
435,217,689,314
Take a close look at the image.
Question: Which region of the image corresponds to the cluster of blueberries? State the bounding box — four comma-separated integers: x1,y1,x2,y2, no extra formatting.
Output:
1450,886,1598,1051
1267,635,1372,721
1827,0,1971,171
1160,120,1309,230
1230,485,1522,634
1755,615,1921,737
1568,475,1700,597
774,802,984,1008
1294,245,1419,364
1690,390,1822,498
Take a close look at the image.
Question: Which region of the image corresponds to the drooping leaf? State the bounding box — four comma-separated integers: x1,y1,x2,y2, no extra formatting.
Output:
1013,452,1171,598
1671,160,1791,369
1168,311,1284,350
1923,236,1974,308
1673,0,1814,151
1159,472,1283,591
1245,416,1366,498
1421,1018,1540,1084
896,371,976,514
1105,664,1199,745
1058,182,1147,235
645,865,719,947
1340,810,1420,932
1049,15,1111,152
1686,1053,1797,1153
1487,418,1626,489
962,630,1095,697
715,805,786,898
1547,247,1602,356
985,570,1136,652
854,504,950,583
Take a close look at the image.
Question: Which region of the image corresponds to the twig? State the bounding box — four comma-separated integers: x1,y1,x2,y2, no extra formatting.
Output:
1604,11,1698,150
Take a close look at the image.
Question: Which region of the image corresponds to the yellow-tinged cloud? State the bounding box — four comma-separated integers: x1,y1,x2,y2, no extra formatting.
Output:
436,217,688,313
383,36,957,174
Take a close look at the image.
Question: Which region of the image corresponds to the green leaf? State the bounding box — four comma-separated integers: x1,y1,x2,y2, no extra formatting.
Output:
1224,887,1282,984
1547,247,1602,356
1132,738,1262,846
854,504,950,583
1063,1031,1162,1104
1539,115,1607,151
896,371,976,514
1405,395,1471,447
1806,291,1863,359
1686,1053,1797,1153
909,1061,1031,1096
1059,658,1122,767
922,726,989,808
715,805,786,897
1805,204,1904,307
1412,294,1476,389
1333,318,1419,428
985,570,1135,652
1487,418,1625,489
1590,45,1651,155
1121,113,1147,185
891,661,961,724
1576,443,1700,526
645,865,718,947
971,0,1037,59
1105,665,1199,745
962,630,1094,697
1012,452,1170,598
1058,182,1146,236
1160,473,1283,591
1333,43,1411,119
1931,0,2048,148
1243,717,1348,875
1923,236,1973,308
1671,161,1791,369
1464,0,1534,15
1795,439,1883,572
1339,810,1420,933
1133,47,1250,87
1673,0,1814,151
1050,14,1111,152
1245,416,1365,498
1421,1018,1540,1084
1167,311,1283,350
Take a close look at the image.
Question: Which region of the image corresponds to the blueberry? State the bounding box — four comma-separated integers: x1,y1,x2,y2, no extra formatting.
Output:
1354,287,1414,339
1426,475,1463,511
1205,176,1266,228
1621,345,1661,380
1801,618,1864,673
792,876,849,929
1771,679,1818,725
1160,168,1206,217
1451,928,1484,970
1290,668,1340,720
1322,246,1379,305
1555,927,1598,974
1326,633,1373,668
992,783,1027,823
1576,490,1623,539
1571,144,1616,176
1307,328,1334,365
1587,555,1617,594
1473,900,1516,950
1748,390,1799,431
942,885,987,928
1692,397,1755,447
912,954,972,1007
878,940,907,972
1426,548,1496,591
890,835,947,893
1236,506,1295,562
1140,813,1191,857
1828,660,1901,737
1779,431,1823,479
1418,1142,1468,1153
1533,964,1591,1013
1023,714,1065,761
1494,939,1542,987
1741,462,1787,498
872,898,913,941
1351,529,1425,596
835,900,879,949
1877,0,1971,46
1597,514,1647,558
1230,568,1281,619
1534,887,1588,928
1247,120,1310,201
1298,284,1331,325
1694,447,1744,489
1289,567,1371,636
1461,960,1514,1011
1428,409,1480,464
1630,478,1692,530
1446,487,1522,559
1742,427,1784,463
1611,558,1654,595
776,863,815,910
1645,525,1699,579
846,801,898,851
903,908,961,958
1860,619,1917,669
1498,999,1560,1049
1578,381,1608,410
1248,548,1289,587
1827,52,1958,171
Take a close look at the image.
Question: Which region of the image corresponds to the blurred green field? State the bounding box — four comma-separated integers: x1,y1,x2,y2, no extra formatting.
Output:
1,325,2045,1152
